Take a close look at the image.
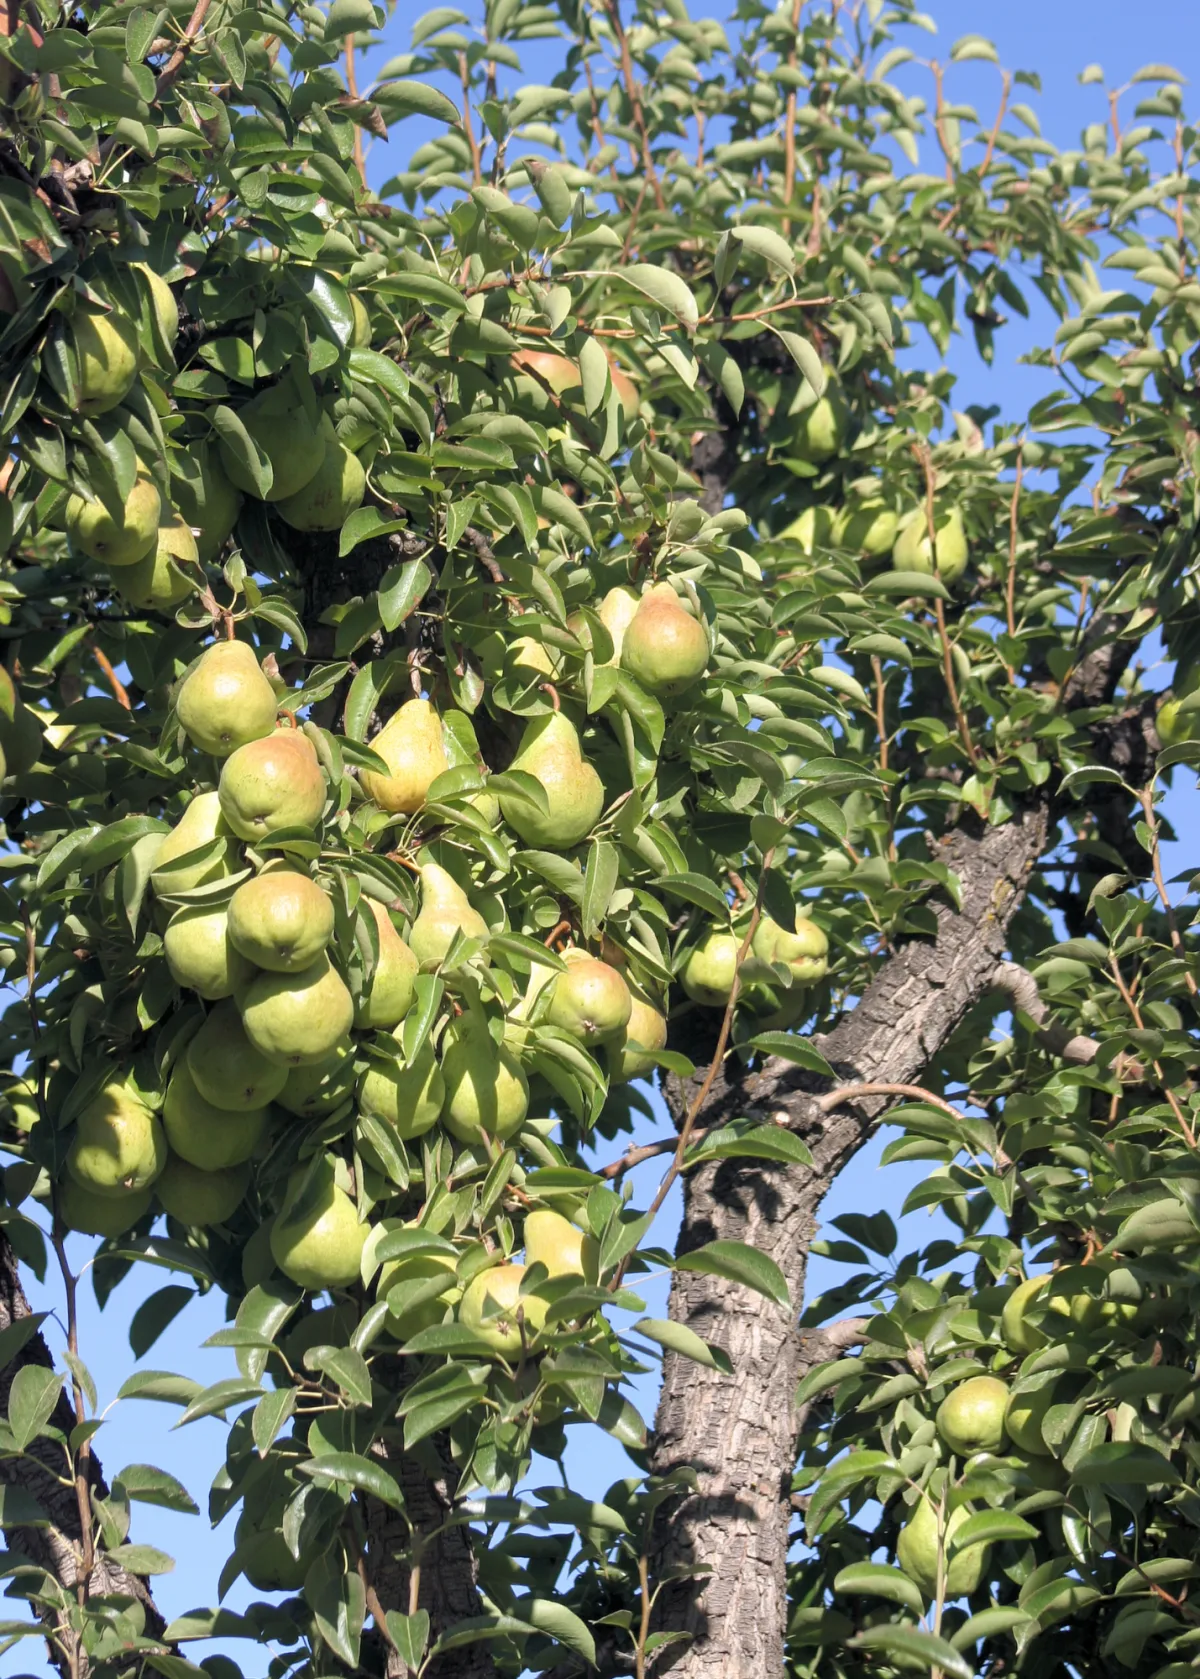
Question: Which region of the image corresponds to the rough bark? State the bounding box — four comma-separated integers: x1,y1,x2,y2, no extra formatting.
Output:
646,804,1049,1676
0,1231,164,1677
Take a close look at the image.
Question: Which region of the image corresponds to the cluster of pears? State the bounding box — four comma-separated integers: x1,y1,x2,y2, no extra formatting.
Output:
779,494,968,585
682,904,829,1029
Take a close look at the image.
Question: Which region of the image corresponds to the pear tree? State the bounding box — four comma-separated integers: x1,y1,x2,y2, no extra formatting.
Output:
0,3,1197,1679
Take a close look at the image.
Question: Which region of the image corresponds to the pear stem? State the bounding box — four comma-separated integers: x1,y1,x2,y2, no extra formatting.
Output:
540,682,560,712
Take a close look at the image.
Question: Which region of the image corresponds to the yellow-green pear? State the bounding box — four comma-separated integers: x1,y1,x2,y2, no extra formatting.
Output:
610,992,668,1082
177,640,278,758
1156,695,1200,748
681,929,740,1008
164,903,256,1000
66,471,161,567
58,1176,152,1238
597,586,640,665
459,1262,546,1354
70,305,139,416
359,698,448,815
524,1209,594,1280
834,499,898,557
163,1062,269,1169
227,869,333,973
133,263,179,348
277,1039,356,1120
219,729,326,841
270,1160,367,1290
500,712,604,849
1005,1383,1055,1457
511,634,561,679
156,1154,249,1227
359,1039,444,1140
441,1021,529,1144
791,387,847,463
186,1000,288,1111
219,373,327,503
379,1245,459,1342
172,443,243,564
751,911,829,984
236,1512,310,1593
897,1499,988,1599
620,582,709,697
241,955,355,1067
892,506,969,584
276,417,365,531
546,950,632,1044
67,1082,166,1196
115,516,196,612
152,791,236,898
1001,1275,1048,1354
937,1376,1009,1455
408,863,489,966
356,900,418,1028
778,506,834,554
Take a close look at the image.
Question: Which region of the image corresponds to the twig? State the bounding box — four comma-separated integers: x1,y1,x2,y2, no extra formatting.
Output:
1005,446,1023,644
355,1553,398,1653
1136,786,1199,997
814,1081,965,1120
344,35,365,177
462,525,505,586
977,69,1012,181
870,654,888,772
49,1226,95,1590
1108,954,1196,1148
90,642,131,710
154,0,210,97
602,0,665,211
634,1550,652,1679
458,52,482,186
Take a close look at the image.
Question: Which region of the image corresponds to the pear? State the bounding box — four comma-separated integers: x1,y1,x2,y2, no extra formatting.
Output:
790,387,847,463
751,911,829,984
218,729,326,841
116,515,196,612
441,1020,529,1144
833,499,898,558
177,641,278,758
240,955,355,1067
66,471,161,567
172,442,243,563
219,373,327,503
70,305,139,416
937,1376,1009,1455
597,586,640,664
227,869,333,972
1005,1383,1055,1457
897,1499,988,1599
58,1176,152,1238
277,1040,356,1120
67,1082,166,1196
163,1062,269,1169
359,698,448,815
1001,1275,1048,1355
380,1249,459,1342
408,863,489,966
546,950,632,1044
524,1209,594,1280
620,582,709,697
131,262,179,349
349,293,372,347
459,1262,546,1354
356,899,419,1028
511,349,581,413
359,1039,444,1140
500,712,604,849
892,506,968,584
163,903,256,1000
186,1000,288,1111
511,634,561,679
681,929,740,1008
156,1154,249,1227
276,417,366,531
1156,696,1200,748
778,506,834,554
236,1511,311,1593
270,1160,367,1290
0,699,43,780
610,992,668,1082
152,791,237,897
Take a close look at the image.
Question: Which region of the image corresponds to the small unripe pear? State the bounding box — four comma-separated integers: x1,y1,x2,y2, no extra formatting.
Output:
620,583,709,697
163,1062,269,1169
58,1176,152,1238
408,864,489,966
177,641,278,758
133,263,179,349
1001,1274,1048,1353
277,1040,356,1120
276,418,365,531
116,515,197,612
834,499,898,557
219,374,327,503
459,1261,546,1354
70,306,139,417
597,586,640,664
152,791,236,897
349,294,371,347
441,1021,529,1144
501,712,604,849
156,1155,249,1227
172,443,243,564
227,869,334,973
186,1001,288,1111
751,911,829,984
360,698,448,815
524,1208,594,1280
66,472,161,567
681,929,740,1008
240,955,355,1067
936,1376,1009,1455
610,993,668,1082
790,387,847,463
68,1082,166,1196
163,903,256,1000
218,729,326,841
778,506,834,554
892,506,969,584
546,951,632,1044
270,1160,367,1290
1005,1383,1055,1456
356,900,419,1028
897,1499,988,1599
359,1039,445,1140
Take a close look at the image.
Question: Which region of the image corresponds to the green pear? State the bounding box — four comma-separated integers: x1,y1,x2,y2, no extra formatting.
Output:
459,1262,546,1354
163,1062,269,1169
70,305,140,416
834,500,898,557
500,712,604,849
177,640,279,758
227,869,333,972
163,903,256,1000
790,387,847,463
277,1040,356,1119
597,586,640,664
441,1020,529,1144
778,506,834,554
897,1498,988,1599
186,1000,288,1111
1156,695,1200,747
524,1209,594,1280
620,582,709,697
546,950,632,1044
610,992,668,1082
218,729,326,841
380,1248,459,1343
681,929,740,1007
240,955,355,1067
66,471,160,567
0,698,43,779
359,1039,444,1140
152,791,237,897
132,263,179,348
156,1154,249,1227
1001,1275,1048,1354
1005,1382,1055,1456
172,442,243,564
270,1160,367,1290
511,634,561,679
359,698,448,815
275,417,366,531
441,719,500,825
236,1512,310,1593
67,1082,166,1196
115,515,197,612
356,899,419,1028
937,1376,1009,1455
58,1176,152,1238
219,373,327,503
408,863,489,966
751,911,829,984
892,506,969,584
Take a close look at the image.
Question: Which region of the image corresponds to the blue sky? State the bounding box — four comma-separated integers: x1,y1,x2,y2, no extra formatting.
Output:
12,3,1199,1675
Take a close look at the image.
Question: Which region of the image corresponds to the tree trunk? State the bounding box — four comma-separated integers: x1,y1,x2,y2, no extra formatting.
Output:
647,805,1048,1676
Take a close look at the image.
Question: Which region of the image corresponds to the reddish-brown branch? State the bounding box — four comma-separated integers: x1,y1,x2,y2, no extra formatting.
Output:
978,69,1012,180
91,642,131,710
603,0,665,210
155,0,210,96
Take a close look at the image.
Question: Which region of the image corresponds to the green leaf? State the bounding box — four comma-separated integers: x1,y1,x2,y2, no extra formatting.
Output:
163,1608,258,1642
305,1346,373,1405
730,225,796,275
325,0,377,39
386,1610,430,1671
117,1370,203,1406
373,78,462,125
1071,1444,1180,1487
379,558,431,630
864,570,951,601
7,1366,63,1450
300,1451,404,1510
949,1510,1039,1549
633,1317,732,1373
211,405,272,498
687,1125,814,1168
176,1378,264,1426
107,1543,176,1575
744,1033,835,1076
833,1562,925,1615
674,1241,790,1311
652,872,730,919
581,839,619,939
613,264,699,328
114,1464,199,1515
772,329,827,396
852,1625,972,1679
522,1598,596,1665
0,1483,49,1526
